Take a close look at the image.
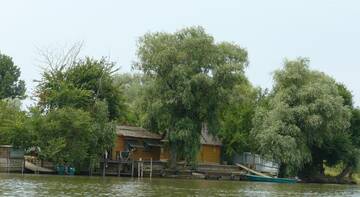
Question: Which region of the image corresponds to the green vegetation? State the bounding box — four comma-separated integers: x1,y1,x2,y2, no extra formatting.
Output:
251,58,360,180
0,53,26,99
135,26,248,167
0,27,359,182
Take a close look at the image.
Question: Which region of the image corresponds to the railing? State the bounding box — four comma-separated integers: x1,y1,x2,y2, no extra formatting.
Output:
234,152,279,175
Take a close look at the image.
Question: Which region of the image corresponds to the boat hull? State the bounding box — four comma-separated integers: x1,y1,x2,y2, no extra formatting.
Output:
243,174,297,184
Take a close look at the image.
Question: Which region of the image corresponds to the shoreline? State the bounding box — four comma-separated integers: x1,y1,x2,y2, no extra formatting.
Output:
1,171,357,185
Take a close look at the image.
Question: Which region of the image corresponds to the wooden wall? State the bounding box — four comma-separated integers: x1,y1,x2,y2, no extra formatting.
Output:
198,145,221,164
131,147,160,161
112,136,125,160
0,147,9,158
111,136,161,161
111,136,221,164
155,144,222,164
160,147,171,161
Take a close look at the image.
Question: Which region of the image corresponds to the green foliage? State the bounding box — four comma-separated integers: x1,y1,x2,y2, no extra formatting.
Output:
0,99,29,147
33,57,120,167
251,58,352,176
336,84,360,174
113,73,152,125
87,100,116,167
0,53,26,99
218,82,259,157
2,30,360,181
31,107,93,165
135,26,248,164
36,57,126,121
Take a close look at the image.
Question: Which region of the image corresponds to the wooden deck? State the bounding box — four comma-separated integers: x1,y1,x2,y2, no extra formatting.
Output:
97,159,245,180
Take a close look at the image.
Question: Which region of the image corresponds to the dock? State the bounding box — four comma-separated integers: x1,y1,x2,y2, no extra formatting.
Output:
98,159,246,180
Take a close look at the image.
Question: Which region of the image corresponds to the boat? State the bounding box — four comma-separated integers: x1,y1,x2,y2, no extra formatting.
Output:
242,174,297,184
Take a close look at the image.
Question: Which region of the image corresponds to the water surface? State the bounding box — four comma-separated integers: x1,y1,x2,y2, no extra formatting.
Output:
0,173,359,196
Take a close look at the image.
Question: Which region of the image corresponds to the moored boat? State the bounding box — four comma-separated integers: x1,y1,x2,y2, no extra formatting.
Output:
242,174,297,184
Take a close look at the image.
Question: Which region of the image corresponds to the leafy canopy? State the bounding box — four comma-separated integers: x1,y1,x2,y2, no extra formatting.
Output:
135,26,248,163
218,81,259,157
36,57,126,121
0,99,29,147
251,58,352,176
33,57,122,167
0,53,26,99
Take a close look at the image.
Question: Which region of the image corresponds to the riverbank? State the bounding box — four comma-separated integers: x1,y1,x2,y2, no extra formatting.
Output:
4,158,357,185
1,173,360,196
96,160,358,185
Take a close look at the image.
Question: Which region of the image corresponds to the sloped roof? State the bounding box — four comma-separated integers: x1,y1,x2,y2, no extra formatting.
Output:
116,125,162,140
0,145,13,148
159,125,222,146
200,126,222,146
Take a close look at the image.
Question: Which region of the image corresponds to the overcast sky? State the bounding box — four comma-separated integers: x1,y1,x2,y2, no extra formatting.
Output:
1,0,360,107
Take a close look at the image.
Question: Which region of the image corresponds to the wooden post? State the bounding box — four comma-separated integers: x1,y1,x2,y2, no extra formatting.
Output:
6,157,9,174
137,161,140,178
21,159,24,175
131,160,134,177
102,160,106,177
141,162,144,178
117,160,121,177
35,159,37,174
140,158,144,178
150,158,152,179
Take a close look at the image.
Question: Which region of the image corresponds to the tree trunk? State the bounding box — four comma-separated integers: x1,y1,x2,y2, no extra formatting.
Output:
337,165,352,179
170,142,177,170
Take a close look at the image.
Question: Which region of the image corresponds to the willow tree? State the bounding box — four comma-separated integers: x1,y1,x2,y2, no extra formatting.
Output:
251,58,352,177
335,84,360,179
135,26,248,167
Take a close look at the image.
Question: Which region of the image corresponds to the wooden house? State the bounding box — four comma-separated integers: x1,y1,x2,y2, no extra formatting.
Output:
111,126,164,161
111,125,222,164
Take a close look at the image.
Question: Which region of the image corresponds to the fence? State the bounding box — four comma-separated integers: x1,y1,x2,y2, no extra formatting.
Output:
233,152,279,175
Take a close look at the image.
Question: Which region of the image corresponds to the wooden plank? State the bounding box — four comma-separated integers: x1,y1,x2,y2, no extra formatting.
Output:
25,161,54,173
235,163,271,178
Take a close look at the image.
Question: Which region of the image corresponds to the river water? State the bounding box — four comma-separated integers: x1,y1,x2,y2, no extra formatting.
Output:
0,173,359,196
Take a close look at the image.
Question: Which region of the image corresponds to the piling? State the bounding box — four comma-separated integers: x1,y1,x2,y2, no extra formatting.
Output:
150,158,153,179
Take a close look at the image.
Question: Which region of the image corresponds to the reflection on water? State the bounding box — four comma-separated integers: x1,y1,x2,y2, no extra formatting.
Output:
0,173,359,196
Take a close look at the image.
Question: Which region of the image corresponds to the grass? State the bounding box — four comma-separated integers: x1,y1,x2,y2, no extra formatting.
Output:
324,163,360,184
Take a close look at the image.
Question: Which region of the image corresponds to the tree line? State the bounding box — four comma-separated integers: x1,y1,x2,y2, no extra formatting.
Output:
0,26,359,180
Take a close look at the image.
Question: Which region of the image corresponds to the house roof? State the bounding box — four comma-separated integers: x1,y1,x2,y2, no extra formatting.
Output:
159,125,222,146
0,145,13,148
200,125,222,146
116,125,162,140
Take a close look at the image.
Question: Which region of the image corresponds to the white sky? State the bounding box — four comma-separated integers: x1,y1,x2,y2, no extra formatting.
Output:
1,0,360,107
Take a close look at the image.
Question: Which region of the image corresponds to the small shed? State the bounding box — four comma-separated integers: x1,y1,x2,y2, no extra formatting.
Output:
197,127,222,164
111,126,163,161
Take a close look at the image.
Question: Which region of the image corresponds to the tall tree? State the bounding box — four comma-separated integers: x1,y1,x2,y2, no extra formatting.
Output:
36,57,126,121
31,107,93,166
135,26,248,166
35,56,124,169
218,81,259,158
251,58,352,177
0,53,26,99
335,84,360,179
